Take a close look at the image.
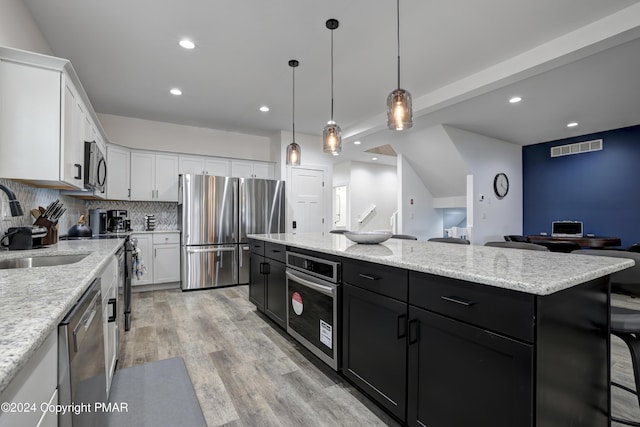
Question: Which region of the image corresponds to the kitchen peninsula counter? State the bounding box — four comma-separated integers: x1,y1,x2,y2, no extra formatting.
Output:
0,239,124,394
247,232,633,295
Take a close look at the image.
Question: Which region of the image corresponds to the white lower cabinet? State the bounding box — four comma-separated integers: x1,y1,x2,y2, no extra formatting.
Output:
0,332,57,427
100,255,118,394
153,232,180,283
132,232,180,286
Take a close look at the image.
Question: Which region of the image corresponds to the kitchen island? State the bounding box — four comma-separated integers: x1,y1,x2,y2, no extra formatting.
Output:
0,238,124,395
248,232,635,426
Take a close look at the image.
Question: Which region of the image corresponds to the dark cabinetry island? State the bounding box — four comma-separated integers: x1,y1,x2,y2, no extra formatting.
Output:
248,233,633,426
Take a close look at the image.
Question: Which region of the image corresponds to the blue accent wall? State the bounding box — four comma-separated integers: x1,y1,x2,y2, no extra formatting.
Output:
523,125,640,248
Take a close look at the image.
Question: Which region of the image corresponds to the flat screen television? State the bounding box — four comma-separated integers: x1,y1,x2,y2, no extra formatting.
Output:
551,221,583,238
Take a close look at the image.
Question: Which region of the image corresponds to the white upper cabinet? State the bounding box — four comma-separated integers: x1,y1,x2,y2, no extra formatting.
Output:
62,78,87,189
107,145,131,200
178,156,205,175
206,158,232,176
130,151,178,202
0,47,108,190
155,154,179,201
178,155,231,176
231,160,274,179
0,58,82,189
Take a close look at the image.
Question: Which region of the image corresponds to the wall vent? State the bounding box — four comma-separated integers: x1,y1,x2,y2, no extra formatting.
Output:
550,139,603,158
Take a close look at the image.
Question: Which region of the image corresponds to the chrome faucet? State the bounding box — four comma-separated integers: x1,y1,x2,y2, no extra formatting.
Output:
0,184,24,217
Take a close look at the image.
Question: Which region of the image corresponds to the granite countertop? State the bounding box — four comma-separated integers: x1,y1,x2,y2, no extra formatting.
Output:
0,239,124,394
247,233,634,296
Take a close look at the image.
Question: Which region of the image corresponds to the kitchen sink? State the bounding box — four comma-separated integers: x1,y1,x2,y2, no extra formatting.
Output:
0,254,89,269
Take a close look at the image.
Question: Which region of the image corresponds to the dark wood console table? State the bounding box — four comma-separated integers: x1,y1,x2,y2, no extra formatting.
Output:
527,235,622,249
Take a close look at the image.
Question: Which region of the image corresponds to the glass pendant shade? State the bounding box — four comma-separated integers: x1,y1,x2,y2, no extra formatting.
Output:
387,0,413,131
323,121,342,154
387,88,413,130
286,141,301,166
286,59,301,166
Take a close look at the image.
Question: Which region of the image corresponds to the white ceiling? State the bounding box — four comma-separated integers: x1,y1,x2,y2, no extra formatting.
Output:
23,0,640,165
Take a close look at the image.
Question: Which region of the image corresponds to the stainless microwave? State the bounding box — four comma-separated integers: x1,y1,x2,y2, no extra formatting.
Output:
84,141,107,192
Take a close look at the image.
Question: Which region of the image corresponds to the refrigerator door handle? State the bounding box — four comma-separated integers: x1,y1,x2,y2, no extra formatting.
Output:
186,247,236,254
239,246,250,267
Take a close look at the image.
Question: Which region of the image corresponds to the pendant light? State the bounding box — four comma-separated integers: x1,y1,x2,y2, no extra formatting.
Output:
323,18,342,154
286,59,301,166
387,0,413,131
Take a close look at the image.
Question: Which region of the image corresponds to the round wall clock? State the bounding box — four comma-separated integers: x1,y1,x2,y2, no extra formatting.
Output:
493,173,509,199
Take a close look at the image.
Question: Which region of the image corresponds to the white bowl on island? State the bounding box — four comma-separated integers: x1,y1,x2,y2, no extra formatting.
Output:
343,231,392,244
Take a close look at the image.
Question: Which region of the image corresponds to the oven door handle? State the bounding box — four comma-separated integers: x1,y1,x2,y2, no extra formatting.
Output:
286,270,335,297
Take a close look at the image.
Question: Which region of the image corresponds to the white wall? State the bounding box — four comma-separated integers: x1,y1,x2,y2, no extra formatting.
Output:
332,161,351,187
445,126,522,245
0,0,52,54
398,154,443,240
98,113,273,161
348,161,397,232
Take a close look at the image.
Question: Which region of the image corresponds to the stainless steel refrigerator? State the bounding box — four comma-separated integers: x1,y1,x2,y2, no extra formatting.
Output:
179,174,285,290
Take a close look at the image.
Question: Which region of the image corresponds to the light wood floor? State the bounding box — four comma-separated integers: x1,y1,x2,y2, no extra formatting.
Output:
118,286,399,426
119,286,640,426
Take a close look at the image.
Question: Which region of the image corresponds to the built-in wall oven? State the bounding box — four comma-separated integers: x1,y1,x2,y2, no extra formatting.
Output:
286,251,341,370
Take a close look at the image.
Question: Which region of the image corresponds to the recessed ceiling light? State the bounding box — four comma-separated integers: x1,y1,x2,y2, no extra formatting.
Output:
170,88,182,96
259,106,270,112
332,152,339,156
179,39,195,49
509,96,522,104
567,122,579,128
371,157,378,161
353,140,362,145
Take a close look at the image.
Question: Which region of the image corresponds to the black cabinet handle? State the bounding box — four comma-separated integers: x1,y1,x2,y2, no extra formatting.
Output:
271,249,281,253
264,263,270,275
74,163,82,180
397,314,407,338
359,273,380,281
441,295,476,307
409,319,419,344
108,298,117,322
259,262,265,274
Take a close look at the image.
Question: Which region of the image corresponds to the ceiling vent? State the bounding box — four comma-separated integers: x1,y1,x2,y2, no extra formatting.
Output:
550,139,603,158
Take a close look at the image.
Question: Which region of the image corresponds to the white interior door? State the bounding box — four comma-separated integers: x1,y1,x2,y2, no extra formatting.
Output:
289,167,324,233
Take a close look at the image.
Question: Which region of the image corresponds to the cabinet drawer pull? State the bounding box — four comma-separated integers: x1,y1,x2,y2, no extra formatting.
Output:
408,319,419,344
74,163,82,180
397,314,407,339
271,249,281,253
108,298,117,322
359,273,380,281
441,295,476,306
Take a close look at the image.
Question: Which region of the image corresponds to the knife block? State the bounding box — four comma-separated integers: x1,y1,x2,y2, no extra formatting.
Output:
34,217,58,245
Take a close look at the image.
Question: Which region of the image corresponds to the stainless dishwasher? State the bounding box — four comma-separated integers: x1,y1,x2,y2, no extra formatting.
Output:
58,278,106,427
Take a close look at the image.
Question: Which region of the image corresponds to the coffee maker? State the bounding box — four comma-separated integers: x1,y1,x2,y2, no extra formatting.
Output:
88,208,107,236
107,209,128,232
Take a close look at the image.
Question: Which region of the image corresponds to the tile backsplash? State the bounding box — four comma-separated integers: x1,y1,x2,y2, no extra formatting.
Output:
0,178,178,244
85,200,178,231
0,178,86,239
